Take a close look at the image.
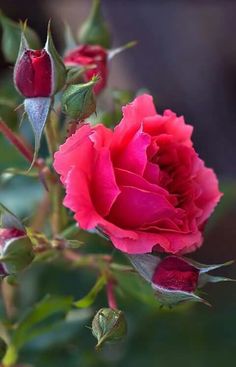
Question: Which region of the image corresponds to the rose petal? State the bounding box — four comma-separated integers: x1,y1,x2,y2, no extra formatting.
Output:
112,94,156,149
107,185,176,229
112,128,150,175
91,147,120,217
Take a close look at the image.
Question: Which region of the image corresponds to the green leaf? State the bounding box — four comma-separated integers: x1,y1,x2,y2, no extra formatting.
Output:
24,97,51,168
74,275,106,308
3,295,73,366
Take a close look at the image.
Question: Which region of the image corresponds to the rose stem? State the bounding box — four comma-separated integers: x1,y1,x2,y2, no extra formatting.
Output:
44,111,67,235
106,279,118,309
0,119,34,164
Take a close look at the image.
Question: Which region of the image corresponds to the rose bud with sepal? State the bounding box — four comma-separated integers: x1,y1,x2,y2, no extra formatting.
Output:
92,308,127,350
128,254,234,307
13,23,66,166
0,204,34,275
14,23,66,98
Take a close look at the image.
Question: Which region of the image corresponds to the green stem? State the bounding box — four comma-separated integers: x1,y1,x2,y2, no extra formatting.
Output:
44,111,67,235
60,224,79,239
44,111,59,159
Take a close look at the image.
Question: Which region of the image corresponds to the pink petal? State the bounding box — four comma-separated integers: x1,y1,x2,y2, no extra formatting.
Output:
115,167,167,197
107,185,176,229
110,231,169,254
91,147,120,217
53,124,93,184
112,128,150,175
143,110,193,147
112,94,156,149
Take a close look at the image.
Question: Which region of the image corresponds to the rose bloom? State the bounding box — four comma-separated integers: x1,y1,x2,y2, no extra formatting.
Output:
54,94,221,254
14,49,52,98
64,45,107,94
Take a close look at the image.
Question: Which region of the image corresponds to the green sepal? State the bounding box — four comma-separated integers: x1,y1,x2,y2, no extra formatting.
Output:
0,11,41,63
108,40,137,61
152,283,210,307
184,257,234,274
78,0,111,48
24,97,51,168
0,203,24,231
44,21,66,94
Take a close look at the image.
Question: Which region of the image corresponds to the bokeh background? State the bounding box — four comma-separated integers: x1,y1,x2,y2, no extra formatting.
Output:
0,1,236,366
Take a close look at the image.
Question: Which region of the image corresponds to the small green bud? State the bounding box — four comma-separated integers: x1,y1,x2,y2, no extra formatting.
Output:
0,12,41,63
78,0,112,49
92,308,127,350
62,78,98,120
2,236,34,274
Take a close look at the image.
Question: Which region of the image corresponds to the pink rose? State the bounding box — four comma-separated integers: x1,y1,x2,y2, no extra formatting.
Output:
54,94,221,254
64,45,108,95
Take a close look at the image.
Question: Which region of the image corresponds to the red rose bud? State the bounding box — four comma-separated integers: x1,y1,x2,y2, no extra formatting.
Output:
14,25,66,98
64,45,107,94
128,254,234,307
152,256,199,293
14,49,52,97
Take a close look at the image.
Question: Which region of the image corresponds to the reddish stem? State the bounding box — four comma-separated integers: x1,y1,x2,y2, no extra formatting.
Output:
106,279,118,309
0,119,34,164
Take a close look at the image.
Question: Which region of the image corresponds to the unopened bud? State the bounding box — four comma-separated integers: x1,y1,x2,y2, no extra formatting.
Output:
62,78,98,120
128,254,234,307
0,228,34,275
14,23,66,98
92,308,127,350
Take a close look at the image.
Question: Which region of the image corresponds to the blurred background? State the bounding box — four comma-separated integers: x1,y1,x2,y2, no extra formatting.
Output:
0,1,236,366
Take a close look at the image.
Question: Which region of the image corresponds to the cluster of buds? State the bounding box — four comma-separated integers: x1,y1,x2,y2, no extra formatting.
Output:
129,254,233,307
